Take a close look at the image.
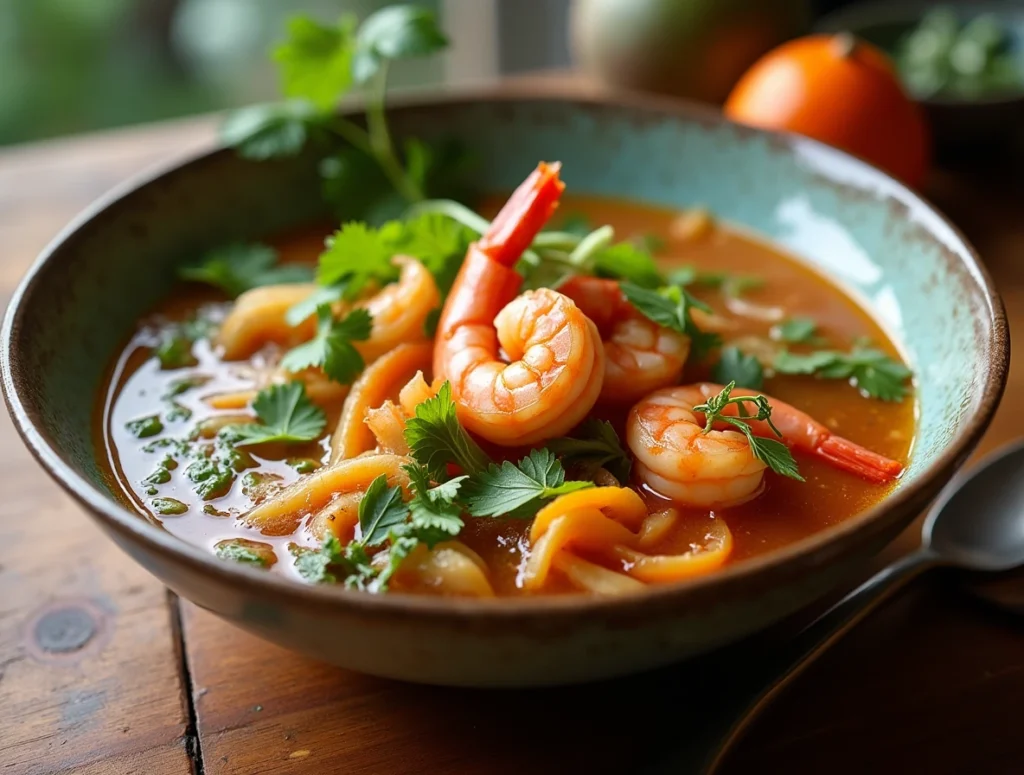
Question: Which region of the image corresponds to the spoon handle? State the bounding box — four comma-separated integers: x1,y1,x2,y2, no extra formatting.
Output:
644,550,941,774
706,549,941,771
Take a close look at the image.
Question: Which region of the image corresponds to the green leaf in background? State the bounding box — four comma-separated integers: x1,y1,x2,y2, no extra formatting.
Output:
712,346,764,390
352,4,449,83
274,15,357,110
220,101,324,161
179,243,312,299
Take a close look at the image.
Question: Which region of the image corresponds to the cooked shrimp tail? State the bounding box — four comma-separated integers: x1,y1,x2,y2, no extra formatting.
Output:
478,161,565,266
817,436,904,483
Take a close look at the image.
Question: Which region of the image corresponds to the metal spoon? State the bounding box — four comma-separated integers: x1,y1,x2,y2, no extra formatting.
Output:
643,438,1024,774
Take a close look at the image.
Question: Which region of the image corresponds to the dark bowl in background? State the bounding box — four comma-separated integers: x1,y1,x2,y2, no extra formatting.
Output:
816,1,1024,155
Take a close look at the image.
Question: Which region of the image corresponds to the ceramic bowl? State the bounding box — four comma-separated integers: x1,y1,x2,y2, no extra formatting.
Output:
1,90,1008,687
816,1,1024,154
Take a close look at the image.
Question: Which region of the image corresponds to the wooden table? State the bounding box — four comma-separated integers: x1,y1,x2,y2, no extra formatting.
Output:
2,114,1023,775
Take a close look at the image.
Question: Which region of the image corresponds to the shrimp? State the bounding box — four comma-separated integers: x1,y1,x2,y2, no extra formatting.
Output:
433,162,605,446
558,275,690,402
628,383,904,507
215,257,437,364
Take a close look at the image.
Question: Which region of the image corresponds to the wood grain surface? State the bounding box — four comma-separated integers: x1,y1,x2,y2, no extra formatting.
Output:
1,112,1023,775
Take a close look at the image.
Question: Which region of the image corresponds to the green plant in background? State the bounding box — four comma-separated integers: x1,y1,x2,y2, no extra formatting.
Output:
897,9,1024,99
222,3,472,223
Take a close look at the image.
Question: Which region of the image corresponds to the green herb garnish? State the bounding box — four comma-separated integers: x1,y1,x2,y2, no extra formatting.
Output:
460,448,593,519
280,306,372,385
712,346,765,390
693,382,803,481
620,281,721,359
773,317,819,344
403,381,490,480
357,474,410,546
151,497,188,516
179,243,312,299
547,420,632,484
773,347,912,402
126,415,164,439
225,383,327,446
215,539,275,568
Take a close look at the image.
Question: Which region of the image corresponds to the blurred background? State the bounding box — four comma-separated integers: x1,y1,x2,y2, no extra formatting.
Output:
0,0,1009,147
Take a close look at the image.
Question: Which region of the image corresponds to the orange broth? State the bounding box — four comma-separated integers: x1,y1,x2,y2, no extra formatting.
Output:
96,196,916,596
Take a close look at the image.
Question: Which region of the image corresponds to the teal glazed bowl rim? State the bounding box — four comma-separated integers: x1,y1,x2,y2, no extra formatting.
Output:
0,88,1009,628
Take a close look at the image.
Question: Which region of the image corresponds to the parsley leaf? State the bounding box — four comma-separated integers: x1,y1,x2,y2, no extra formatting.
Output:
280,306,372,385
274,15,356,110
773,317,819,344
179,243,313,298
225,383,327,446
712,346,765,390
547,420,632,484
621,281,721,359
774,347,912,401
403,381,491,480
593,242,665,289
358,474,410,546
352,4,449,83
693,382,803,481
220,100,324,161
461,448,594,519
404,464,465,545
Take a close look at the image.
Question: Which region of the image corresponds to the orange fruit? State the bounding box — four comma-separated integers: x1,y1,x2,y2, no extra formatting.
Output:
724,33,930,188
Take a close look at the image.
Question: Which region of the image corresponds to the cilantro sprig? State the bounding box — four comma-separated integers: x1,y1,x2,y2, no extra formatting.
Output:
224,383,327,446
693,382,803,481
774,347,912,402
178,243,313,298
772,317,819,345
280,306,372,385
620,281,722,359
547,420,632,484
222,6,451,211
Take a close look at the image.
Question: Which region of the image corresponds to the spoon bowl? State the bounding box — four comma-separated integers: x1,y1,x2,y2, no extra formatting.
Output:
924,439,1024,572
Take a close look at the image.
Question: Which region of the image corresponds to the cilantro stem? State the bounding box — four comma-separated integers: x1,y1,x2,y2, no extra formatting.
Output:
328,116,374,157
568,225,614,268
366,61,423,203
406,198,492,234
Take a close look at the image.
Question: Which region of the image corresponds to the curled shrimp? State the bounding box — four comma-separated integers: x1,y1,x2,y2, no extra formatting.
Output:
433,162,605,446
628,383,904,507
558,275,690,402
215,257,437,364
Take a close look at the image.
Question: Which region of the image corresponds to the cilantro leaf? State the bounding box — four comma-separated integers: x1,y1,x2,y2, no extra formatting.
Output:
285,284,347,327
153,317,216,370
403,464,465,545
712,346,765,390
594,242,665,289
291,535,376,586
371,534,419,592
461,448,594,519
358,474,410,546
273,15,356,110
547,420,632,484
403,381,491,480
621,281,721,359
220,100,323,161
280,306,372,385
316,214,474,300
693,382,803,481
773,317,819,344
179,243,313,298
352,4,448,83
225,383,327,446
774,347,912,401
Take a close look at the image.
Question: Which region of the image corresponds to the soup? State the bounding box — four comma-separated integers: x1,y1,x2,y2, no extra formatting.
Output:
97,163,915,597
